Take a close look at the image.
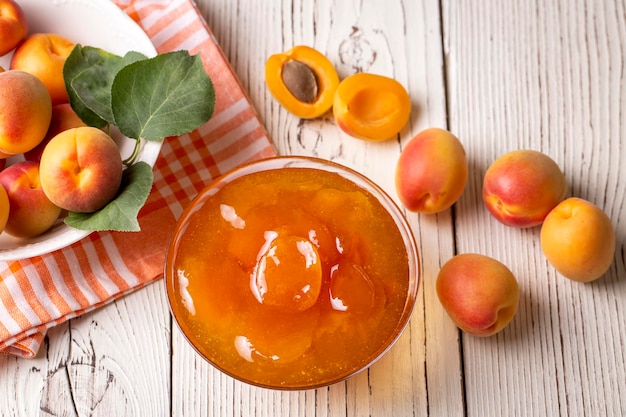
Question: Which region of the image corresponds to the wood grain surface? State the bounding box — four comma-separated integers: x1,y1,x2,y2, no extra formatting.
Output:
1,0,624,416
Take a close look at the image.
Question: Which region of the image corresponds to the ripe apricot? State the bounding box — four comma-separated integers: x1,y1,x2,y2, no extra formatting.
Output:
333,73,411,141
540,197,615,282
437,253,520,337
10,33,76,105
0,70,52,155
266,45,339,119
0,183,9,234
395,128,467,213
483,150,567,228
0,0,28,57
39,126,123,213
0,161,62,238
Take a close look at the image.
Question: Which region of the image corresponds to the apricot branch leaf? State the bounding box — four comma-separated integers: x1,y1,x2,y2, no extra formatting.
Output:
111,51,216,141
64,45,147,128
62,46,216,232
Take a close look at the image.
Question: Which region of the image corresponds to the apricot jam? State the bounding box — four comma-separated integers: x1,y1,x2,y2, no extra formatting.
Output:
166,158,418,389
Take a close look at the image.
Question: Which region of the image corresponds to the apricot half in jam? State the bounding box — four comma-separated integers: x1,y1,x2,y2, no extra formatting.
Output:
265,45,339,119
251,233,323,311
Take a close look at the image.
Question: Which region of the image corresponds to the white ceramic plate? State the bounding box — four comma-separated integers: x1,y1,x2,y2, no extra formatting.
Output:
0,0,159,261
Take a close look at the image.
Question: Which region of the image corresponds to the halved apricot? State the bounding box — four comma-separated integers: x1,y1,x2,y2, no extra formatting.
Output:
265,45,339,119
333,73,411,141
251,234,323,311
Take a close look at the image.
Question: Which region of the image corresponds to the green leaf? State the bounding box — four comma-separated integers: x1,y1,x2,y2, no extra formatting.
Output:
64,45,148,127
111,50,215,141
64,162,154,232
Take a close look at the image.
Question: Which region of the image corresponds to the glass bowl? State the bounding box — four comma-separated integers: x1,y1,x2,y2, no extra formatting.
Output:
165,156,420,390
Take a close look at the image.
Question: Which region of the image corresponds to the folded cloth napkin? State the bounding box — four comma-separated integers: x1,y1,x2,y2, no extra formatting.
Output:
0,0,276,358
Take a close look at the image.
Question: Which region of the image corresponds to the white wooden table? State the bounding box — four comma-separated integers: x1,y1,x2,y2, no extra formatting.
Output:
1,0,625,416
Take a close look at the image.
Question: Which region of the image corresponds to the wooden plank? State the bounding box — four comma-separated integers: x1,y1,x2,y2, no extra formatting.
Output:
442,0,626,415
0,282,170,416
59,283,171,416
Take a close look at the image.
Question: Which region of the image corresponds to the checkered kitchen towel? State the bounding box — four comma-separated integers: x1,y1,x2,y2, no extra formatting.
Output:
0,0,276,358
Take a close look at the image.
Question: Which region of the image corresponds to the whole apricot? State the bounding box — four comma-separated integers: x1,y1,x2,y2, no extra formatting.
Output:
0,161,62,238
436,253,520,337
540,197,615,282
0,0,28,57
483,150,567,228
39,127,123,213
0,70,52,155
10,33,76,105
333,73,411,141
395,128,467,213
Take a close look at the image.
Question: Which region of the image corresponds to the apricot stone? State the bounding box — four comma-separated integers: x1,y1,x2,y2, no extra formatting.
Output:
0,70,52,155
483,150,567,228
395,128,468,213
39,127,123,213
540,197,615,282
436,253,520,337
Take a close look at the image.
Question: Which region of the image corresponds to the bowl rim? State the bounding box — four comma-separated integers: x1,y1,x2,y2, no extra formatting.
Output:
164,155,421,390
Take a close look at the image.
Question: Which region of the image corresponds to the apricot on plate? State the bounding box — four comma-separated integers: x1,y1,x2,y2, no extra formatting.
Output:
24,103,87,162
0,161,62,238
483,149,567,228
266,45,340,119
540,197,615,282
0,70,52,155
333,72,411,141
10,33,76,105
395,127,467,213
39,126,123,213
0,183,9,234
0,0,28,57
436,253,520,337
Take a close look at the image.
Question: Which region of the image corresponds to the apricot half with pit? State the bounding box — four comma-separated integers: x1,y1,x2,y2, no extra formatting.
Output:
265,45,339,119
333,73,411,141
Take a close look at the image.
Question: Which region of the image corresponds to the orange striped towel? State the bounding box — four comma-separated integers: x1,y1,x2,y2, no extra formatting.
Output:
0,0,276,358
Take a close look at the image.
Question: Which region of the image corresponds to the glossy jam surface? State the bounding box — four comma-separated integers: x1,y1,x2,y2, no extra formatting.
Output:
167,167,412,388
